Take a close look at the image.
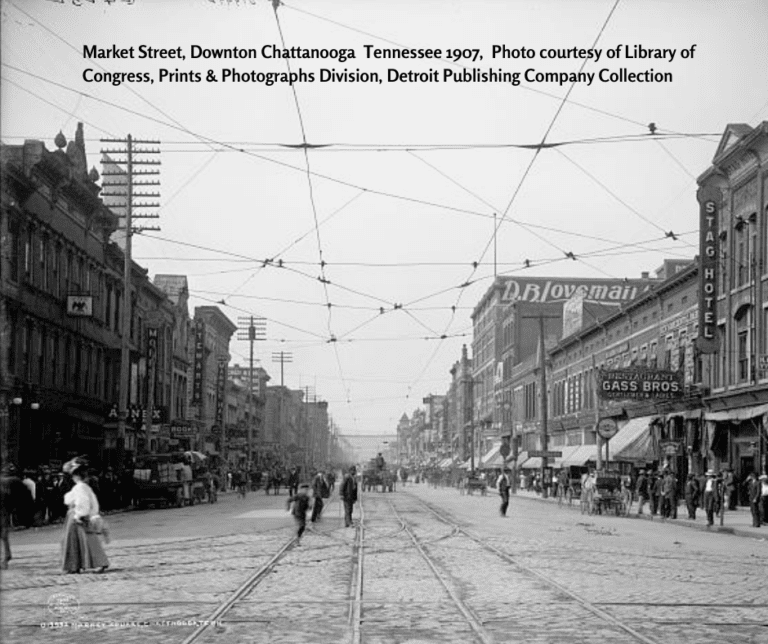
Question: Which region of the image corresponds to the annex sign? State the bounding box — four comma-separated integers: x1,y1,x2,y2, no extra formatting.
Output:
598,369,684,401
499,277,653,305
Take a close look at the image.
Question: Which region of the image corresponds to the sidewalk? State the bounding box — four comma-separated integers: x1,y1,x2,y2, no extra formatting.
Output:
510,487,766,540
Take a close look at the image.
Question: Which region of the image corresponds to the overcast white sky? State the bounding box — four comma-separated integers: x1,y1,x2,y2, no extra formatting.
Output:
2,0,767,436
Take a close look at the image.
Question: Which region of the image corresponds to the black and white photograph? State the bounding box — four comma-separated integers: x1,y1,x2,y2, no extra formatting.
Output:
1,0,767,642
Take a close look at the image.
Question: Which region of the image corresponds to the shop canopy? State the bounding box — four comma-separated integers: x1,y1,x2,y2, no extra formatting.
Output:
703,403,768,422
607,416,656,463
521,456,543,469
438,457,454,469
480,441,509,469
559,444,598,467
515,451,529,467
552,445,581,468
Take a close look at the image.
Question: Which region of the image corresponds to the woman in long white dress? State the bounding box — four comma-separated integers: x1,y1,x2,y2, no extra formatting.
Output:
61,458,109,574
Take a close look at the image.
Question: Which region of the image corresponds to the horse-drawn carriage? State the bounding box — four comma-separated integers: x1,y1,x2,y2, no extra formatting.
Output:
460,472,488,496
583,472,628,516
362,458,395,492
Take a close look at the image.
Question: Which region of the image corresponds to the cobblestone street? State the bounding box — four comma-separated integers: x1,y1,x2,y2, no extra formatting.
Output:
1,485,766,643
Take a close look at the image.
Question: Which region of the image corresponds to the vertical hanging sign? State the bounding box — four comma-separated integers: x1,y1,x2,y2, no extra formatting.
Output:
192,320,205,404
697,185,720,354
216,359,227,427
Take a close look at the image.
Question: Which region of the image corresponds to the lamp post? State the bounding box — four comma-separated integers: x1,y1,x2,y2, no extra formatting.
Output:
8,393,40,469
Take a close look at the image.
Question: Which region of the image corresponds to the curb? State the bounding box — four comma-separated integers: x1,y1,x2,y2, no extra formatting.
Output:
501,489,766,540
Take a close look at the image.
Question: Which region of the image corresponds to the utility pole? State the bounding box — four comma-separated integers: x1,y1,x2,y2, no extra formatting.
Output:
271,351,293,455
101,136,160,472
593,354,602,471
522,313,560,499
237,317,266,467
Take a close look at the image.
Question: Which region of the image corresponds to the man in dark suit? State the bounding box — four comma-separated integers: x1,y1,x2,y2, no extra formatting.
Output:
746,472,761,527
341,466,358,528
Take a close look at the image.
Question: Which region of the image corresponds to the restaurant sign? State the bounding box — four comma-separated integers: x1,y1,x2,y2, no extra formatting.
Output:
598,368,684,401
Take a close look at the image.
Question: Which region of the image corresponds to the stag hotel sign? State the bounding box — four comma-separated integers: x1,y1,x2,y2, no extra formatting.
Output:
499,277,652,305
696,185,720,354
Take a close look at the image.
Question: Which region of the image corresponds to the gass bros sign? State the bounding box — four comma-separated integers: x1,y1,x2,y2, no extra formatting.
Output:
598,369,684,401
500,277,653,305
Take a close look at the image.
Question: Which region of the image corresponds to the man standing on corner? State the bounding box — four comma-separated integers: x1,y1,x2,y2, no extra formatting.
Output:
746,472,761,528
341,466,358,528
496,468,511,517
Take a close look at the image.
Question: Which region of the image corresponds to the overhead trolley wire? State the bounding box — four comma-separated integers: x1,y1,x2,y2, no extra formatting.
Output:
4,61,702,267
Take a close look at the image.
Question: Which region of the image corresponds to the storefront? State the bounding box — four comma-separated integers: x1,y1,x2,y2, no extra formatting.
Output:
703,403,768,500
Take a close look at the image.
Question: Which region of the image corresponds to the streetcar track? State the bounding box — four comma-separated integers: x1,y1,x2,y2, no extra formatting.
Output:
409,493,665,644
386,498,494,644
179,535,297,644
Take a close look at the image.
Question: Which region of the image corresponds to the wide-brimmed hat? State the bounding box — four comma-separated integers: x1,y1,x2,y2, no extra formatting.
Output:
63,456,88,475
705,469,716,476
759,474,768,481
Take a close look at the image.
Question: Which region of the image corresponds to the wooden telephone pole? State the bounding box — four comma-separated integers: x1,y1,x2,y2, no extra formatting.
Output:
100,136,160,471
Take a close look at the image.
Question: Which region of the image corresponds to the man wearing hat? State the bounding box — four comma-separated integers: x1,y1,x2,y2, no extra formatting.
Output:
286,483,312,541
341,466,358,528
635,470,649,516
746,472,761,527
703,469,722,526
760,474,768,525
496,468,512,517
684,473,700,520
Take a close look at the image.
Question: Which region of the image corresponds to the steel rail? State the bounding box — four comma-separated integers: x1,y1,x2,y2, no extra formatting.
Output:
387,499,495,644
179,536,297,644
349,483,365,644
412,494,663,644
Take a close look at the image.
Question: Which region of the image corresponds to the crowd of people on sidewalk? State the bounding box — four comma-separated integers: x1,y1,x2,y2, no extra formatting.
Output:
404,460,768,531
1,457,110,574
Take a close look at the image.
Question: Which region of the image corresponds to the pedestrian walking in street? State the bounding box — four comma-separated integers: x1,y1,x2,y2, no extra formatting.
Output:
61,458,109,574
684,473,699,520
341,466,358,527
635,470,649,516
288,467,300,497
286,483,312,541
746,472,761,528
496,469,511,517
311,470,329,523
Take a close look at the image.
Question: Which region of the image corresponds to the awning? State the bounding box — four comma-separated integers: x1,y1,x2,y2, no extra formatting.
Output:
703,403,768,422
666,410,701,421
479,441,501,467
521,456,542,469
608,416,654,456
609,416,656,463
438,457,454,468
560,444,598,467
552,445,581,468
515,451,529,467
